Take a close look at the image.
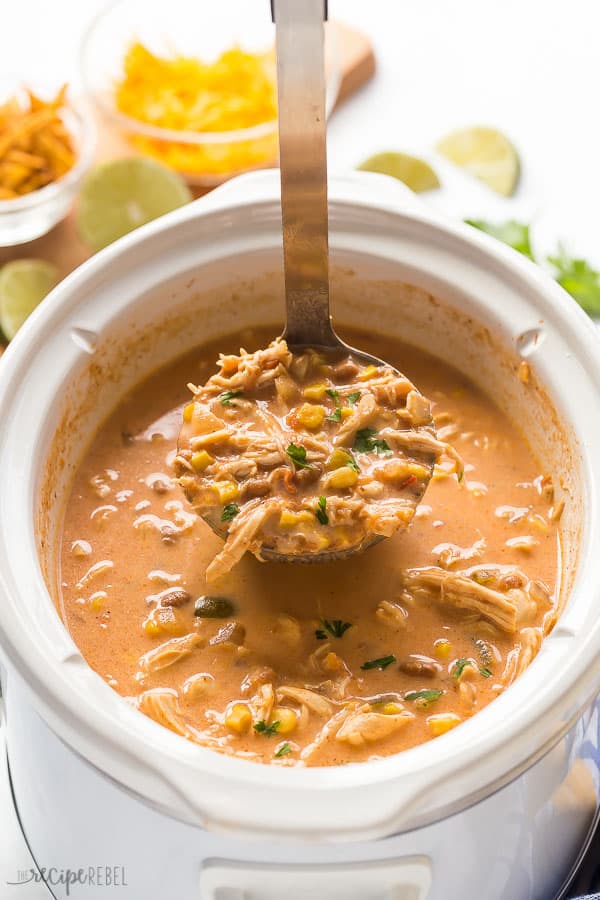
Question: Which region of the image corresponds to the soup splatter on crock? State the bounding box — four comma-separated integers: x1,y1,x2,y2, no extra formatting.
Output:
58,326,560,766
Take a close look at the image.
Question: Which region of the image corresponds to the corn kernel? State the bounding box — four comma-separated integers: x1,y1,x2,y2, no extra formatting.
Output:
357,364,378,381
325,467,358,490
225,703,252,734
143,618,161,637
191,450,214,472
89,591,107,612
143,606,187,637
340,407,353,420
334,526,351,547
296,402,325,430
327,448,355,470
272,706,297,735
213,481,239,504
279,509,314,528
183,402,195,424
434,639,452,660
380,702,404,715
427,713,462,736
322,651,344,673
312,533,331,551
303,382,328,401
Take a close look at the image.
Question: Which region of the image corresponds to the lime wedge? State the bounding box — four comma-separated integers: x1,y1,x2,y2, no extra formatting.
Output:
77,157,192,252
357,151,440,192
0,259,59,340
436,126,519,196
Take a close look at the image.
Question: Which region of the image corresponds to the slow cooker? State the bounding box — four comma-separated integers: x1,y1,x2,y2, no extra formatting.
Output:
0,170,600,899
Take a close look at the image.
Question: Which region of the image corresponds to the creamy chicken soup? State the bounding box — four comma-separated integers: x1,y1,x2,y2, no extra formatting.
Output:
176,338,459,581
59,326,560,766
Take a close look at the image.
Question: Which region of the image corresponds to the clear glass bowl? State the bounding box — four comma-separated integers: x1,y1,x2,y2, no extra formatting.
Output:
80,0,341,187
0,88,95,248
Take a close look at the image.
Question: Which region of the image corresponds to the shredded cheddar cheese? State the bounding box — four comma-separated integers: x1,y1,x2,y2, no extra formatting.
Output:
114,42,279,178
0,85,76,199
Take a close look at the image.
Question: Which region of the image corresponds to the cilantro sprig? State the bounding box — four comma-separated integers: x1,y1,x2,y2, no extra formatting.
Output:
274,742,292,758
466,219,534,260
221,502,240,522
325,388,342,423
453,658,492,679
315,618,353,640
547,246,600,315
315,495,328,525
353,428,392,455
286,443,312,469
254,720,280,737
466,220,600,317
219,389,243,406
404,689,444,708
361,654,396,670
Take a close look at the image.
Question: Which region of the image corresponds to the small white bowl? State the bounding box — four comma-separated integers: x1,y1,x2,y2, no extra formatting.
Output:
0,101,96,248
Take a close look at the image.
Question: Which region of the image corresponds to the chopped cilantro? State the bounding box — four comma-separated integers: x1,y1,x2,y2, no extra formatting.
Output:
453,658,474,680
221,503,240,522
315,496,328,525
465,219,534,260
254,720,280,737
547,245,600,315
219,389,243,406
286,443,311,469
326,388,343,423
353,428,392,455
345,452,360,472
347,391,361,406
274,742,292,758
315,618,352,640
404,689,444,708
361,654,396,670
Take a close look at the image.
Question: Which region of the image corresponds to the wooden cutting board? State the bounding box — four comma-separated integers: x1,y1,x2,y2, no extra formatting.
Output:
0,23,375,280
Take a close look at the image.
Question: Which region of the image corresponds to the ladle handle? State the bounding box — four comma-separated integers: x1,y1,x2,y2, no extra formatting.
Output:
273,0,336,347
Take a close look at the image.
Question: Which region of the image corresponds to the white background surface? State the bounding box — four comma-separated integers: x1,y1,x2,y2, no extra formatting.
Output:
1,1,599,896
3,0,600,262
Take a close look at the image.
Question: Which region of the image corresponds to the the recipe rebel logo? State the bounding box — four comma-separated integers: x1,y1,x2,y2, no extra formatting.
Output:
7,866,128,895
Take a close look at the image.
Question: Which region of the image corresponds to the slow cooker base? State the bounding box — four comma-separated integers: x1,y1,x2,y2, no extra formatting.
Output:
5,676,600,900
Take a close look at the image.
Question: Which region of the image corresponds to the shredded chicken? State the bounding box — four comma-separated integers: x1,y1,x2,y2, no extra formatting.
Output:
335,704,414,747
138,688,191,738
275,685,334,717
138,633,201,674
177,338,444,580
401,564,543,633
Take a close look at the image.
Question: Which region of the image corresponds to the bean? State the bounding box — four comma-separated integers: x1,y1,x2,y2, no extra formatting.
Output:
398,654,441,678
161,588,192,608
210,622,246,646
194,595,236,618
293,463,323,487
242,477,271,499
333,360,359,381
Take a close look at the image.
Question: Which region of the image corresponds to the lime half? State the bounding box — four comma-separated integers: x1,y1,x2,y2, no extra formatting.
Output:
0,259,59,340
357,151,440,193
436,126,519,196
77,157,193,252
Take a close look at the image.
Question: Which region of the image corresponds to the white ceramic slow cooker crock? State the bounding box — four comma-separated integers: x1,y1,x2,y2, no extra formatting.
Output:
1,171,600,900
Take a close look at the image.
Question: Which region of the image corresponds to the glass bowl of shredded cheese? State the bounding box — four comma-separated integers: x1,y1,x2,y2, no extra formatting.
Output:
0,80,95,247
80,0,341,186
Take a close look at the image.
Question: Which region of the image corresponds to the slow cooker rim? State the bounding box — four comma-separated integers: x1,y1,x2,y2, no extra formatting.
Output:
0,171,599,839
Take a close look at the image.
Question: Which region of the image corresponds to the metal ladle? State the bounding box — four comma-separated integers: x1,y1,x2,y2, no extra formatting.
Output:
254,0,435,562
